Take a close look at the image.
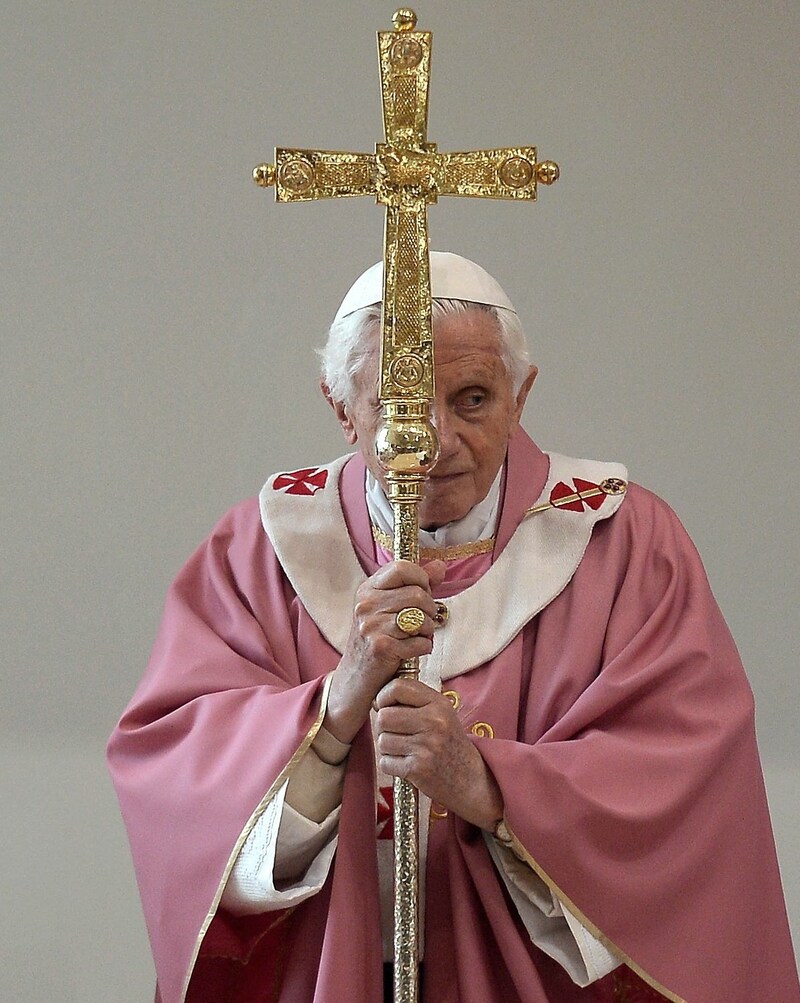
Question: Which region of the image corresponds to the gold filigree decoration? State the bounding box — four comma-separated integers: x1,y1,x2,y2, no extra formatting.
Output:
389,353,425,389
392,503,420,563
277,159,315,194
442,689,461,710
391,37,423,68
499,155,533,188
392,773,419,996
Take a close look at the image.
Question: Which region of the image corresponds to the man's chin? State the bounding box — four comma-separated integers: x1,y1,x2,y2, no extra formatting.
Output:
419,502,470,532
418,477,475,530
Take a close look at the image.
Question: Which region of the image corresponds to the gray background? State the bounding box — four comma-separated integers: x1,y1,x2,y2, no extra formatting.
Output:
3,1,798,999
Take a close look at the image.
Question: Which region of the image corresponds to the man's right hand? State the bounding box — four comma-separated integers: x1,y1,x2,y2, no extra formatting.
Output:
323,559,446,744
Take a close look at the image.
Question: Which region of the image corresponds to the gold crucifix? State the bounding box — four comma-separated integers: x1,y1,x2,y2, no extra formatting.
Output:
253,9,557,1001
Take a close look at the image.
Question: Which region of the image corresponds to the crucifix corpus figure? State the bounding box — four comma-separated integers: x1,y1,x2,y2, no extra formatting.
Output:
108,9,800,1003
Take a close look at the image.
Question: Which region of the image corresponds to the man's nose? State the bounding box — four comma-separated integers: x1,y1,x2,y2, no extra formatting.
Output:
430,404,458,458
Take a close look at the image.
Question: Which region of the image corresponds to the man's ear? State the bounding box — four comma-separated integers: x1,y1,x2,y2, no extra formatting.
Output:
513,365,538,422
321,380,358,445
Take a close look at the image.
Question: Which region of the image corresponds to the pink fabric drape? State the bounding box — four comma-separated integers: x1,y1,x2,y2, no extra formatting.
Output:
109,432,799,1002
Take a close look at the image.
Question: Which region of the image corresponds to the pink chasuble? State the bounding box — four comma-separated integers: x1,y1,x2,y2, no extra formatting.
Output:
108,430,799,1003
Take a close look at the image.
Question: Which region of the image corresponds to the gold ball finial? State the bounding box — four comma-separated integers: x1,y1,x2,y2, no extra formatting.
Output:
535,161,560,186
393,8,417,31
252,163,275,188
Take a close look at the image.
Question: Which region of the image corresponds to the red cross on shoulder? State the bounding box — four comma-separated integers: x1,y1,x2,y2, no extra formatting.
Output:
550,477,606,512
272,467,329,496
527,476,627,517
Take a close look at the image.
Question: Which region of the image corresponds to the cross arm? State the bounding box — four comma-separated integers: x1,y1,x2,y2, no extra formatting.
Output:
377,24,432,150
436,147,560,200
253,149,377,201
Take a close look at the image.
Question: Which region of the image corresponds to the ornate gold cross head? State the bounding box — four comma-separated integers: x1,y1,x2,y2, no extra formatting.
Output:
254,7,558,412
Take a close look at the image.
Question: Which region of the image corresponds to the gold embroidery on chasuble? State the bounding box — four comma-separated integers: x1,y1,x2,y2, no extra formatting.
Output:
469,721,495,739
429,689,496,822
371,523,495,561
442,690,461,710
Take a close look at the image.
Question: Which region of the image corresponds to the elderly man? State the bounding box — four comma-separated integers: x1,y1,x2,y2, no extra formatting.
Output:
108,253,798,1003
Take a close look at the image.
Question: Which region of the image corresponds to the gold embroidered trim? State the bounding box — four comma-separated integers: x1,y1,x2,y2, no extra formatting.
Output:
526,477,628,516
371,523,495,560
442,689,461,710
180,673,335,1003
501,823,686,1003
469,721,495,739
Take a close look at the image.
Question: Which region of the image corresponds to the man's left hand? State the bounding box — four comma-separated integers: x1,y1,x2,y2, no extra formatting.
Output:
374,678,504,831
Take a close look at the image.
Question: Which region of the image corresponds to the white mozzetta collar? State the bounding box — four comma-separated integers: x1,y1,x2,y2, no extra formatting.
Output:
259,452,628,682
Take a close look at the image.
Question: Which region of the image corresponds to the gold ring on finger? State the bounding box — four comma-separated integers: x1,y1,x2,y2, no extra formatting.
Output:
395,606,426,636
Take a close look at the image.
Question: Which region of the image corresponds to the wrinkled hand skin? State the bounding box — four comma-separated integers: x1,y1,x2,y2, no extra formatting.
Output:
374,678,504,832
324,560,446,746
324,558,504,831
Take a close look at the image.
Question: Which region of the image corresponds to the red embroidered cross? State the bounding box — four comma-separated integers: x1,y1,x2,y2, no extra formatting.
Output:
272,467,329,496
377,785,394,840
549,477,606,512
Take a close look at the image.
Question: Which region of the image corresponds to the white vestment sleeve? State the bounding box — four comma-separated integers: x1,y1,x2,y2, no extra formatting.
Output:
485,835,621,986
221,779,341,914
221,727,349,916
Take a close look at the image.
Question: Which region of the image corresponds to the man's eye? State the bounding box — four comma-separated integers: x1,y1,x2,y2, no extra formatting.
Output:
461,391,486,409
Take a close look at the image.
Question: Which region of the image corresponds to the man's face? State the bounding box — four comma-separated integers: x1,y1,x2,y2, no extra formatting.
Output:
324,308,537,530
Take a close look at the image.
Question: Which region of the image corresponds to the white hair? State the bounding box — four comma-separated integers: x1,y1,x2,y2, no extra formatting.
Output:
319,299,530,404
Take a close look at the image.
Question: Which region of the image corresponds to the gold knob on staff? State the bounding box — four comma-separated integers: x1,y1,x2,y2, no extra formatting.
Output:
535,160,560,185
393,8,418,31
253,163,275,188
